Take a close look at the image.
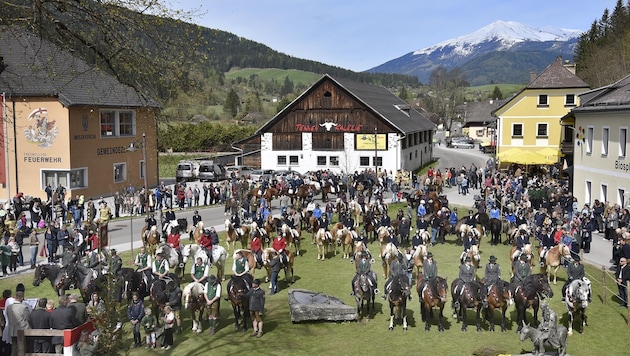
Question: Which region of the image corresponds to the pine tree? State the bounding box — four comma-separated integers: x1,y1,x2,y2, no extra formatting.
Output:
223,89,240,118
489,86,503,100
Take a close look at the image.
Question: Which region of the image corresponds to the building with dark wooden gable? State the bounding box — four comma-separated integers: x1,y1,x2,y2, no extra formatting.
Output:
235,74,434,174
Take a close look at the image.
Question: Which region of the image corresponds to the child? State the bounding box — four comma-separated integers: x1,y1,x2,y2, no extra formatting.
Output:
7,237,19,273
141,308,157,349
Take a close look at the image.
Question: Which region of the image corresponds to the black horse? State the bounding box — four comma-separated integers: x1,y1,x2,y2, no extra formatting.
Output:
149,273,181,326
70,263,106,303
451,278,487,332
511,273,554,332
418,276,448,332
33,264,72,296
228,275,250,331
489,218,502,245
386,274,410,331
118,268,149,302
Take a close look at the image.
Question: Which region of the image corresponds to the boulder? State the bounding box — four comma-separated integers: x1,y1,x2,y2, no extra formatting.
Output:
288,289,357,323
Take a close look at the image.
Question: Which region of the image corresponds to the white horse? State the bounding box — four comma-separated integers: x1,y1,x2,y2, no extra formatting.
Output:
180,244,227,281
565,278,590,335
155,244,184,275
183,282,206,334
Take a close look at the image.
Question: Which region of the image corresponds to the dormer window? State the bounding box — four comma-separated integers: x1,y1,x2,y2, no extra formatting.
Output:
394,104,411,117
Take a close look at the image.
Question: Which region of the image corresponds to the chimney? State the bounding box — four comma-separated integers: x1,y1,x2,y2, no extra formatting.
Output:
563,60,576,75
529,70,537,83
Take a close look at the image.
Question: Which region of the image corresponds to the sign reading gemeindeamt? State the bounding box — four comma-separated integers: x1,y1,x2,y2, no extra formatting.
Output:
355,133,387,150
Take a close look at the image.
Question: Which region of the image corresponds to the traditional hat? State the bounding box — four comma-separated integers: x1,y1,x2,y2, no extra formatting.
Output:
573,255,581,262
464,256,471,262
489,255,497,262
427,252,433,258
253,279,261,285
519,254,528,261
208,275,217,283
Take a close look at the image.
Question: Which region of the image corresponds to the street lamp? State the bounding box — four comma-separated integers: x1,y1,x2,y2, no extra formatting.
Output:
126,133,148,257
374,127,378,178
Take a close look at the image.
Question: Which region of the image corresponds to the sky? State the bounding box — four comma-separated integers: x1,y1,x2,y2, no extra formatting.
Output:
177,0,612,72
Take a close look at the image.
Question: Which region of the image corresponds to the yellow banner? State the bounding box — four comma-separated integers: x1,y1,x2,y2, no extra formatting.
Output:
355,133,386,150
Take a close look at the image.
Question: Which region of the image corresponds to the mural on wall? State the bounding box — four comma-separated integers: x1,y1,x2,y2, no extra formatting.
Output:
24,108,58,148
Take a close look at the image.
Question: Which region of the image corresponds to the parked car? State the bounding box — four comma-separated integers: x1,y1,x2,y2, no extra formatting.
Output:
275,170,302,180
197,162,226,182
225,165,254,179
175,160,200,182
250,169,276,182
448,136,475,149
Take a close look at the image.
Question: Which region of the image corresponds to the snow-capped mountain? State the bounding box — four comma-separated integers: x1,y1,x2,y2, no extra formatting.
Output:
367,20,583,85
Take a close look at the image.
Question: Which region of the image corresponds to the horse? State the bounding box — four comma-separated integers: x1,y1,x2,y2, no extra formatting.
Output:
308,216,319,241
315,228,334,260
142,226,161,256
347,200,362,228
541,243,572,285
565,279,589,335
228,275,250,331
330,222,353,259
180,244,228,281
511,273,554,331
120,269,149,302
155,244,185,278
380,242,399,279
412,244,428,277
509,244,535,276
386,274,410,331
519,322,568,356
362,214,377,242
489,218,502,245
418,276,448,332
321,182,337,203
466,244,481,269
183,282,206,334
149,279,169,325
262,247,294,284
33,264,72,297
451,279,487,332
224,219,250,253
281,223,301,256
189,221,204,244
484,279,512,332
353,272,376,321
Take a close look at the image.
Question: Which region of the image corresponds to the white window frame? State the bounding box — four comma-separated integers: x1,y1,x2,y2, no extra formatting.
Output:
113,162,127,183
565,94,576,107
601,184,608,204
100,109,136,138
602,126,609,156
329,156,339,167
536,122,548,138
42,169,88,190
586,126,594,155
620,127,627,158
538,94,549,107
585,180,592,206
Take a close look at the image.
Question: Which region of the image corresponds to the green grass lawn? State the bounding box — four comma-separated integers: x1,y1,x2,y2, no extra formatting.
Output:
3,203,627,355
225,68,321,87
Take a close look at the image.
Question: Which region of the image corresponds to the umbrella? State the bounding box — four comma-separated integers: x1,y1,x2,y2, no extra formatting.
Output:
498,148,557,165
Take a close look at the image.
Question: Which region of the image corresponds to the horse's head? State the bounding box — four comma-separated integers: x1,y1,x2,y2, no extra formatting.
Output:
181,244,191,262
224,219,231,229
33,264,45,286
281,224,289,234
537,274,554,299
572,280,590,308
435,277,448,303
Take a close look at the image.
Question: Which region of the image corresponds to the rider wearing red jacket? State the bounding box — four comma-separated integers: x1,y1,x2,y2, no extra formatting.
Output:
167,231,181,250
199,229,213,263
272,235,287,264
250,231,263,265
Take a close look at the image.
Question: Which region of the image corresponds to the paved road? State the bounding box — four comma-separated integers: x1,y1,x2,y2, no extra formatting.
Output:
5,146,615,279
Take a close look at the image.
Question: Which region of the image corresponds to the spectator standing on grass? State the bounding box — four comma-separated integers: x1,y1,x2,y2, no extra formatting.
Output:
127,292,145,348
244,279,265,338
141,307,157,348
50,295,75,353
161,305,175,350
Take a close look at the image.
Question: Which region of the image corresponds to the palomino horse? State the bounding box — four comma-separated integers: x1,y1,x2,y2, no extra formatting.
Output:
262,248,294,284
315,228,334,260
418,275,448,332
189,221,204,244
484,279,513,332
380,243,399,279
510,244,535,276
183,282,206,334
510,273,554,332
142,226,160,256
465,244,481,269
387,274,410,331
353,273,376,321
347,200,362,228
451,279,487,332
228,275,250,331
224,219,250,253
541,243,572,285
565,279,589,335
281,224,301,256
33,264,73,297
412,245,428,277
330,222,353,259
308,217,319,243
519,321,568,356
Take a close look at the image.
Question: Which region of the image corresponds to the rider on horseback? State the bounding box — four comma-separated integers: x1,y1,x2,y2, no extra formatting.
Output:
230,213,243,238
350,252,378,296
250,231,263,267
191,257,209,285
383,253,411,300
460,232,477,263
539,227,555,266
465,210,477,228
199,228,215,264
145,214,157,239
312,203,323,228
167,227,183,266
152,253,169,281
561,256,592,302
272,234,288,265
232,250,253,290
483,255,501,294
134,246,152,291
418,252,438,292
489,205,500,220
163,208,176,234
343,212,355,231
107,249,123,275
512,229,530,261
455,257,478,300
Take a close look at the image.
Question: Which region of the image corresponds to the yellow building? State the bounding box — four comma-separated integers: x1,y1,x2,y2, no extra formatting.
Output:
492,57,589,167
0,28,159,202
564,75,630,208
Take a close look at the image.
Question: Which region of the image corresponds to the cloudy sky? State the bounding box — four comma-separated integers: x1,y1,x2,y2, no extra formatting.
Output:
179,0,611,71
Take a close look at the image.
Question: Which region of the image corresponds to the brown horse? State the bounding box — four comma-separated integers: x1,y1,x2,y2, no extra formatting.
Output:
142,226,160,256
484,279,512,332
262,248,294,283
330,222,353,259
308,217,319,243
418,275,448,331
224,219,249,253
540,243,572,285
320,182,337,202
233,249,259,277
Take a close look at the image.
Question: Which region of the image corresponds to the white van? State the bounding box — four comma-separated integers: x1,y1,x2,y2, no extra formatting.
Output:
175,160,200,182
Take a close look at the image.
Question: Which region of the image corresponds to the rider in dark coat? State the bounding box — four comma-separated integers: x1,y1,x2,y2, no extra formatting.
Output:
561,255,590,301
513,254,531,283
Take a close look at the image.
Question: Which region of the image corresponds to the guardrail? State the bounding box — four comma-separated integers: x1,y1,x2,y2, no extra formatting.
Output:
17,321,94,356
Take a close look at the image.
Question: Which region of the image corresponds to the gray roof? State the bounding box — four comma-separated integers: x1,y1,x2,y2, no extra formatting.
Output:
572,74,630,113
257,74,434,134
0,26,156,108
527,56,590,90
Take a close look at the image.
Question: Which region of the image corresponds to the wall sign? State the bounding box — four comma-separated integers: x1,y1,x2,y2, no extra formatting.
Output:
295,122,363,132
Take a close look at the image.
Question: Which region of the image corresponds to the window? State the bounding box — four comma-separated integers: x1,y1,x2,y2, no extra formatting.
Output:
409,152,412,160
602,127,609,156
373,156,382,167
277,156,287,165
620,128,627,158
537,123,548,137
43,169,87,190
586,126,593,154
317,156,327,166
113,163,127,183
100,110,135,137
538,94,548,107
585,181,591,206
601,184,608,203
330,156,339,166
360,156,370,166
512,123,523,137
619,188,626,208
565,94,576,107
289,155,299,165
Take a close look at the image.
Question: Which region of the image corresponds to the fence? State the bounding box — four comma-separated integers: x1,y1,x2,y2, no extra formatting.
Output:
585,265,630,326
17,321,94,356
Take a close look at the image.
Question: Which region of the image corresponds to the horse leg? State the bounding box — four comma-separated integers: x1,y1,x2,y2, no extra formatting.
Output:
388,305,395,331
476,304,482,332
461,306,467,332
581,309,587,333
402,305,408,331
567,310,574,335
233,306,241,330
500,306,507,332
552,266,559,285
488,306,495,332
